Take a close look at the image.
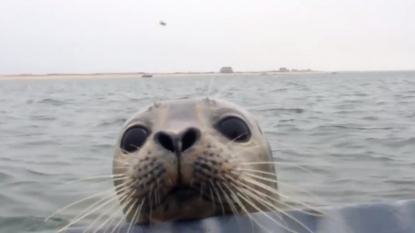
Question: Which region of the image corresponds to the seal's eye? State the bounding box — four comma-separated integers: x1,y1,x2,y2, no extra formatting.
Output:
216,117,251,142
120,126,149,153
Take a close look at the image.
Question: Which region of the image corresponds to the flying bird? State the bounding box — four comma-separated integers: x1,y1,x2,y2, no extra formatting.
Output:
160,21,166,26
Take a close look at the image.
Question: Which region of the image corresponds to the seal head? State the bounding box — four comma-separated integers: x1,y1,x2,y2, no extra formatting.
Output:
113,97,279,224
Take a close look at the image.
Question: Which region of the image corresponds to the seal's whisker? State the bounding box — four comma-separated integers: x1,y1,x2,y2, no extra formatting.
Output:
211,181,225,215
127,199,145,233
224,178,303,233
226,145,263,162
199,182,205,200
155,180,161,206
224,176,289,229
225,132,251,146
223,183,259,233
58,194,124,232
237,169,327,206
54,175,126,189
216,182,245,231
238,196,291,233
222,182,275,233
110,198,138,233
60,181,136,231
73,192,124,226
83,192,130,233
217,182,239,215
112,165,131,170
229,144,262,154
206,75,215,99
244,177,324,218
45,186,123,221
85,157,130,166
105,198,132,233
240,161,319,175
113,181,133,190
237,173,322,207
148,184,154,225
227,174,285,209
86,197,127,233
93,194,133,233
135,200,145,225
113,157,130,162
229,175,317,233
236,168,278,177
55,181,133,229
235,177,323,217
53,179,114,194
238,176,355,233
265,158,335,170
100,205,124,233
209,185,216,211
125,145,142,152
234,185,311,233
120,146,143,157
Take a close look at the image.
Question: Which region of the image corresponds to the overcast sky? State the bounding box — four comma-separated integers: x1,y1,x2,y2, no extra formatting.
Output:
0,0,414,74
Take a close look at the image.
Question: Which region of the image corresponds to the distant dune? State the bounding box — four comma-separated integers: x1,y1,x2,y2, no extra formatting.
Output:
0,70,324,80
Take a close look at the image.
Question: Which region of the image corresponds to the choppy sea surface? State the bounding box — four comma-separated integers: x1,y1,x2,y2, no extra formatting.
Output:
1,71,415,233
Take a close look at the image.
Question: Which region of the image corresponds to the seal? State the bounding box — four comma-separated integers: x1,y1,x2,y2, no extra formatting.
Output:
112,97,281,224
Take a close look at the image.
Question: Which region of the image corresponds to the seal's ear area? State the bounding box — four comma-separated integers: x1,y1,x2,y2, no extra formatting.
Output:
120,126,151,153
214,116,251,143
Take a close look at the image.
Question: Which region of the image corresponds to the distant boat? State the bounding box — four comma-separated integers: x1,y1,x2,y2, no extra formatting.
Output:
142,74,152,78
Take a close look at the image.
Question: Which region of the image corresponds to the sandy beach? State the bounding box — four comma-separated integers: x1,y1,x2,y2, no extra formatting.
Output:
0,71,326,80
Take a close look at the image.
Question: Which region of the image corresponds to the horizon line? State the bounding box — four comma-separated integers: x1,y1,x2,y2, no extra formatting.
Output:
1,69,415,76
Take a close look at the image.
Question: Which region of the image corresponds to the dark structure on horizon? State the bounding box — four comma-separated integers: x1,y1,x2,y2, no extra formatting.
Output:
220,67,234,73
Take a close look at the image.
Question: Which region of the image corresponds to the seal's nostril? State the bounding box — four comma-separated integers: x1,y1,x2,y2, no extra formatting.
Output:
181,128,200,152
155,132,175,152
154,128,200,154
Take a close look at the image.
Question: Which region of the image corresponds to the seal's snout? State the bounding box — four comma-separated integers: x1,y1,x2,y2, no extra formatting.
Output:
153,127,201,155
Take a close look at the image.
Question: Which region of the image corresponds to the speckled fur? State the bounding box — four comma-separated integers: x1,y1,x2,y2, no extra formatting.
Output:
113,97,280,224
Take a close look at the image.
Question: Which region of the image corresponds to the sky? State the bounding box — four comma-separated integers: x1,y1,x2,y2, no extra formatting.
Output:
0,0,414,74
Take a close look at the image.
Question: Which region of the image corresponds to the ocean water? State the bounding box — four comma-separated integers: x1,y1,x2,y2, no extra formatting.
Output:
0,72,415,233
